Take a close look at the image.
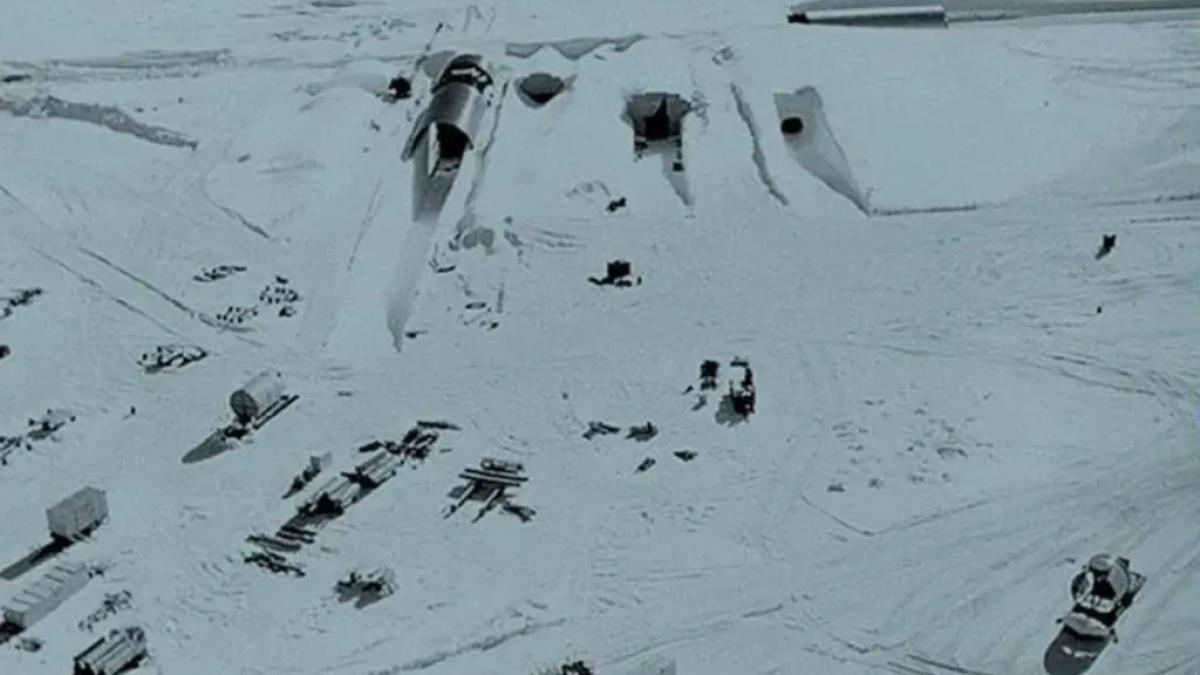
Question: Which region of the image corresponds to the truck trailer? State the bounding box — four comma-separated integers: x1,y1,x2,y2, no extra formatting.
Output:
48,486,108,542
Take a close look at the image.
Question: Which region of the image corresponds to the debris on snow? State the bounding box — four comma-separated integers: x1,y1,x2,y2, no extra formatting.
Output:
335,567,396,607
532,660,595,675
588,260,637,287
937,446,967,459
14,636,42,652
283,452,333,499
243,549,305,577
0,287,43,321
583,421,621,439
444,457,532,522
137,344,208,373
700,359,720,390
259,277,301,307
212,304,258,327
77,591,133,633
192,265,246,283
627,422,658,441
27,409,77,441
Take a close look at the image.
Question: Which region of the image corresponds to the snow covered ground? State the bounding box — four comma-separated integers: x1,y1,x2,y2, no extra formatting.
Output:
1,1,1199,674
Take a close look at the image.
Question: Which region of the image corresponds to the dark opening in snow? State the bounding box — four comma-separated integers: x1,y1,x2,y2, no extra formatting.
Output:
388,76,412,101
626,93,689,144
435,123,470,162
780,115,804,135
517,72,565,106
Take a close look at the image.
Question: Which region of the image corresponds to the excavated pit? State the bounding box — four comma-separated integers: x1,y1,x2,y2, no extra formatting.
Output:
774,87,868,213
625,92,692,205
517,72,567,107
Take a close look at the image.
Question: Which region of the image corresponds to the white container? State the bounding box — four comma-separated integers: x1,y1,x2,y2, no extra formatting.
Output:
47,486,108,541
230,370,286,422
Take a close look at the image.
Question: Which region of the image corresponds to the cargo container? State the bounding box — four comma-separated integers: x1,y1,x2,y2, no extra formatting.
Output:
48,486,108,542
2,561,89,629
74,625,147,675
230,370,286,424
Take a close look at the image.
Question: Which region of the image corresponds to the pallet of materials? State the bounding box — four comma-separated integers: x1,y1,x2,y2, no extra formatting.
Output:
73,625,147,675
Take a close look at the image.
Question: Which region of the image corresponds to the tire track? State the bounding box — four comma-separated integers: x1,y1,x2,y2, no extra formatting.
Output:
76,246,263,346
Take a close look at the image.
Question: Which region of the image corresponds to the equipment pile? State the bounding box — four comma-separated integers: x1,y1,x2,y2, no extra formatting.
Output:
137,344,207,373
588,260,640,288
335,567,396,607
444,458,535,522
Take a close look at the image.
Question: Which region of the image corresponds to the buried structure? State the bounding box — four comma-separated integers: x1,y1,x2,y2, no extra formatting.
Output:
773,87,869,213
626,92,689,169
402,53,498,178
625,92,693,204
517,72,567,106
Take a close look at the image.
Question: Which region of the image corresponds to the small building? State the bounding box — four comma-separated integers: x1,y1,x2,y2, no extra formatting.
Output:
2,561,90,630
48,486,108,542
402,53,496,167
74,626,147,675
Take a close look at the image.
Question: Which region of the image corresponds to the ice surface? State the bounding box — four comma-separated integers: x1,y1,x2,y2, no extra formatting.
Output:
1,1,1199,674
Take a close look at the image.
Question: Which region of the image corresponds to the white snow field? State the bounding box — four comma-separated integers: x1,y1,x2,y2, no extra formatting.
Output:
2,0,1200,674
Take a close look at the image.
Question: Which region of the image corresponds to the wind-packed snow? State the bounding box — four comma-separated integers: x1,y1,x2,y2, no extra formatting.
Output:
1,1,1199,674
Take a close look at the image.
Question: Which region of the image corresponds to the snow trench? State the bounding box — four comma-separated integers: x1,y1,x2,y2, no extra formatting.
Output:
506,34,647,60
730,84,789,206
0,95,198,149
773,87,868,213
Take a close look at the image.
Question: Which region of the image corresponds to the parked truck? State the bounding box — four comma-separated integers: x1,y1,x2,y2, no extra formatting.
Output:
47,487,108,542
